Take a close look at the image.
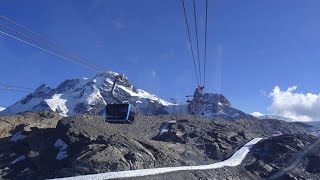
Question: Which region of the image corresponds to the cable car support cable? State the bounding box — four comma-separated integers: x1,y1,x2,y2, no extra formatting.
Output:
192,0,202,86
203,0,208,86
181,0,200,86
0,16,106,71
0,24,103,72
0,30,101,72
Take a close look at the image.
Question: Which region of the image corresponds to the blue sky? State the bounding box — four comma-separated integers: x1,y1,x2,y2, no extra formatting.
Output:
1,0,320,115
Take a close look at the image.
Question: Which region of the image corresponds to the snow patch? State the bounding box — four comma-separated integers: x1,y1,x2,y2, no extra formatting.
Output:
218,102,223,106
54,139,68,160
45,94,68,116
11,155,26,164
251,112,295,121
2,97,43,115
0,107,5,111
250,112,265,117
272,131,283,137
216,110,227,116
86,86,106,106
231,113,240,118
136,89,172,106
10,131,27,142
159,124,169,135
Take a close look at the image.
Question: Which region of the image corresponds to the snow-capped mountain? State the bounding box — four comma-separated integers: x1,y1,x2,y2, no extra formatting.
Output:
0,107,5,112
250,112,295,122
0,72,172,116
188,88,256,120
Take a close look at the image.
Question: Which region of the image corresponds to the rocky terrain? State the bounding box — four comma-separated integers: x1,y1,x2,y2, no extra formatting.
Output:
243,134,320,180
0,111,61,138
0,112,316,180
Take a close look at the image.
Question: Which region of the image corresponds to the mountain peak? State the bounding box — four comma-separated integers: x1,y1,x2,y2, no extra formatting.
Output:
95,71,120,79
188,89,254,120
34,84,52,93
1,73,171,116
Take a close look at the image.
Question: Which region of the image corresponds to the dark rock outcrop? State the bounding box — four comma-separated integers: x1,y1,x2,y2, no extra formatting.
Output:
188,88,256,120
244,134,320,179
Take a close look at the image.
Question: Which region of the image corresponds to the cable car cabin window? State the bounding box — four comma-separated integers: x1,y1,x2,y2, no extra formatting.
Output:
106,104,135,123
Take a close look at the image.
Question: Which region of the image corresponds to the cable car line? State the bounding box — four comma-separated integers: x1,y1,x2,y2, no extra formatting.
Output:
0,30,101,72
203,0,208,86
0,82,35,91
0,16,106,72
181,0,200,86
0,23,103,72
192,0,202,86
0,88,31,93
181,0,209,88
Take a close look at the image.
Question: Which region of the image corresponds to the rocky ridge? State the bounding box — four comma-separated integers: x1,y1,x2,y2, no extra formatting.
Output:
188,88,256,120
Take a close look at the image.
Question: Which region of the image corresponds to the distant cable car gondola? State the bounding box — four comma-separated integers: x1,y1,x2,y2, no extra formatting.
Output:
105,74,136,124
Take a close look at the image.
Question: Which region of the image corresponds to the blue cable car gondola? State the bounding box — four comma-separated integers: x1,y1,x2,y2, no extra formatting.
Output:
105,74,136,124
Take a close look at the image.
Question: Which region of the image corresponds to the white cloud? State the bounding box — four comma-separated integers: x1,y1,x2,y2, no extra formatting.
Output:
0,107,5,112
268,86,320,122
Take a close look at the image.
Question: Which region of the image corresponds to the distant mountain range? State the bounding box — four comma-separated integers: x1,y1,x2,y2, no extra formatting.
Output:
1,72,172,116
304,121,320,128
1,71,255,120
251,112,295,121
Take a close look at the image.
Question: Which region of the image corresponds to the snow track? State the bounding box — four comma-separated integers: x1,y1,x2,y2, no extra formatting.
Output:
52,138,262,180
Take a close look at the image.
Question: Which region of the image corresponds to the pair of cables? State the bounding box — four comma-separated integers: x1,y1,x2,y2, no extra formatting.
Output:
181,0,208,87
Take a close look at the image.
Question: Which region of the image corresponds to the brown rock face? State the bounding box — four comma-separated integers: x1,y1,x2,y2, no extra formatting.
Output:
0,111,62,138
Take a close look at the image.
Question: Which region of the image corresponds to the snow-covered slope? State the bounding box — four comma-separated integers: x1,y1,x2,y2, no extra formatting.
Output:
1,72,172,116
0,107,5,112
52,138,262,180
250,112,295,122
